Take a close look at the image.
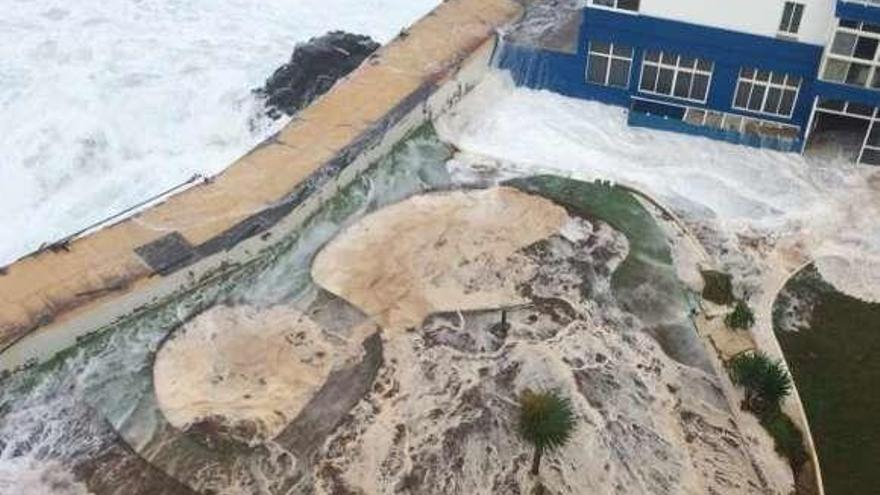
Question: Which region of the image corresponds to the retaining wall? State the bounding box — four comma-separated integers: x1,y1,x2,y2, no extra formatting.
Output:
0,0,522,373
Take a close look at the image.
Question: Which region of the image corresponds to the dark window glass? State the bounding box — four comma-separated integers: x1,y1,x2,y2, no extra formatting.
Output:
591,41,611,54
612,43,633,57
661,52,677,65
854,37,878,60
779,2,803,34
765,87,783,114
817,98,846,111
846,62,870,86
692,74,710,101
848,102,874,116
771,73,786,85
756,70,771,81
786,76,802,88
864,22,880,34
645,50,660,62
791,4,804,33
587,54,608,84
871,71,880,88
674,72,692,98
840,19,860,29
593,0,615,7
831,32,857,56
697,59,713,72
656,67,674,94
748,85,766,111
735,82,752,108
779,89,797,115
609,59,631,87
640,64,658,91
679,56,696,68
779,2,794,32
618,0,640,12
867,124,880,147
860,147,880,165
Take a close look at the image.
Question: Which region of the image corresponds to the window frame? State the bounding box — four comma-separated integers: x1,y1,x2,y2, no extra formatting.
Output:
820,19,880,90
585,41,634,89
637,50,714,103
731,68,802,119
778,2,805,36
630,95,800,141
590,0,640,13
813,96,880,164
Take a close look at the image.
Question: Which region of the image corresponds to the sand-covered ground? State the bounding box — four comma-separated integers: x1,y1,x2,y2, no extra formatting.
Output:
153,305,367,442
304,186,791,494
312,187,569,331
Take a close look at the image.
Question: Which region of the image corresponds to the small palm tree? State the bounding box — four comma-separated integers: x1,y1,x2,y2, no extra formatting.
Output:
725,300,755,330
729,351,792,414
518,388,577,476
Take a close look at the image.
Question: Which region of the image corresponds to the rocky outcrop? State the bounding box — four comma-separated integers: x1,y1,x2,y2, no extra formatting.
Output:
255,31,379,119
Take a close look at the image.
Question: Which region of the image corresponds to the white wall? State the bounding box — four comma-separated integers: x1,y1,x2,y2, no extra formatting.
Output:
638,0,837,45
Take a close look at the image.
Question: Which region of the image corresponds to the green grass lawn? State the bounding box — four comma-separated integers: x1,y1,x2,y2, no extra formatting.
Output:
774,266,880,494
505,176,710,370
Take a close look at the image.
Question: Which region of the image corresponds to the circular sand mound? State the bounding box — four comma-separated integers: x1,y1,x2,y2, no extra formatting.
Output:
311,187,568,330
153,305,352,443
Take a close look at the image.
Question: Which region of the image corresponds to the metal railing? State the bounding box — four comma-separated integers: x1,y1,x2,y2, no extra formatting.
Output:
33,173,207,255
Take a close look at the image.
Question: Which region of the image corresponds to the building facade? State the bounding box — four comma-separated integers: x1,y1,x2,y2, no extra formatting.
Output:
499,0,880,165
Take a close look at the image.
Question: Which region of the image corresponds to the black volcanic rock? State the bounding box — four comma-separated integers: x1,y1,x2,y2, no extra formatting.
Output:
256,31,379,119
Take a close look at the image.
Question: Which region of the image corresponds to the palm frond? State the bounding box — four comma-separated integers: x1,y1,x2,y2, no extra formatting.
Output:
518,389,577,451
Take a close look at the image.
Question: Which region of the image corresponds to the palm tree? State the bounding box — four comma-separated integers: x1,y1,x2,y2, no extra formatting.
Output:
729,351,792,414
725,300,755,330
518,389,577,476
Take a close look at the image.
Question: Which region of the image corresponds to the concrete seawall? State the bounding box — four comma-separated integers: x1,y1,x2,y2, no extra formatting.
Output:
0,0,522,372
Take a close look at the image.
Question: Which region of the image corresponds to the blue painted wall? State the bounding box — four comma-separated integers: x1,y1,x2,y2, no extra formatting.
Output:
837,0,880,24
496,7,825,136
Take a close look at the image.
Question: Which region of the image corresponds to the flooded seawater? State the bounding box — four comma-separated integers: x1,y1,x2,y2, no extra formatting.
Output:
0,127,454,494
1,126,760,494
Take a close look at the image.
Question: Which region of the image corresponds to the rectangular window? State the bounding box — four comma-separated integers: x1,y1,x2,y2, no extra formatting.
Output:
592,0,640,11
821,19,880,90
732,68,801,118
816,98,876,118
639,50,713,103
705,111,724,129
684,108,706,126
779,2,805,35
586,41,633,88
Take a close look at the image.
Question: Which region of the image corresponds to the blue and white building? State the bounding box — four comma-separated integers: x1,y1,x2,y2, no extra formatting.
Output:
499,0,880,165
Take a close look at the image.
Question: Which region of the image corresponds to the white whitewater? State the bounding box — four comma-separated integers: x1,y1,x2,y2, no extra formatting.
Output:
0,0,437,266
436,72,880,302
